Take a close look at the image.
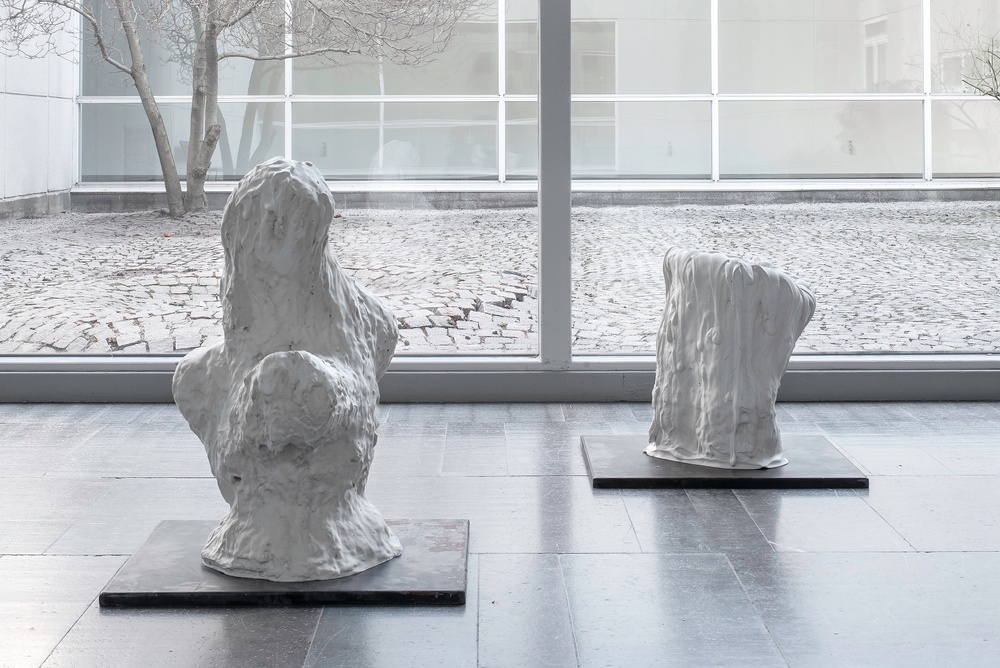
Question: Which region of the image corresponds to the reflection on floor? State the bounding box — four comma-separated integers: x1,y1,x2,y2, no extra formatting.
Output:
1,402,999,667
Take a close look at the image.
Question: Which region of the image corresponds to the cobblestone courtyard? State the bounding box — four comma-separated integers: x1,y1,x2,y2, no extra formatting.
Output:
1,200,998,355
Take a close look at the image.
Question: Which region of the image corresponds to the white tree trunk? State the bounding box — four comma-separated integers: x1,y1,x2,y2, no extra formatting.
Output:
113,0,185,217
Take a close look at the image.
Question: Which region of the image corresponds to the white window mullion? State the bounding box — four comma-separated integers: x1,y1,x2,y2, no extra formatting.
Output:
498,1,507,183
923,0,933,181
711,0,720,181
75,13,83,187
498,100,507,183
538,0,573,365
284,0,293,160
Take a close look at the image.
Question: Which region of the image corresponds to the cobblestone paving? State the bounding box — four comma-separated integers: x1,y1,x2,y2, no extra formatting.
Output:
1,201,997,355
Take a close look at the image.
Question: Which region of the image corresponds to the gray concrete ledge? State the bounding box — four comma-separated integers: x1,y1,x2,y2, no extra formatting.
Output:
0,191,71,220
70,187,1000,213
1,369,997,403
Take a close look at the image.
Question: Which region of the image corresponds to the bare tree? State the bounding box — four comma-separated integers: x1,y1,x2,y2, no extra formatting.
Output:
931,9,1000,172
0,0,484,216
962,30,1000,100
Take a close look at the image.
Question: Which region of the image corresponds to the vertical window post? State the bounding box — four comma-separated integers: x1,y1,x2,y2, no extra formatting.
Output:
710,0,720,181
538,0,573,366
922,0,933,181
284,0,294,160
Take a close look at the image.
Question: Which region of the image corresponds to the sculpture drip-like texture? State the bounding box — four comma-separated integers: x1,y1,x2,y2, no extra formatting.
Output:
647,247,815,469
172,158,401,581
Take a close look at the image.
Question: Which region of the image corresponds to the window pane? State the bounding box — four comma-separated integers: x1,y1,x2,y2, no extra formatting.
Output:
931,0,1000,92
720,100,923,178
507,0,538,94
81,2,283,97
573,0,710,94
573,102,711,178
572,201,1000,355
293,10,498,94
331,207,538,357
80,103,283,181
292,103,497,179
719,0,922,93
514,2,710,95
506,101,538,179
933,99,1000,176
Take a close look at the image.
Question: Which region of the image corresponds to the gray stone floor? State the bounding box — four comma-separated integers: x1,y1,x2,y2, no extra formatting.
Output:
2,401,999,667
1,200,998,355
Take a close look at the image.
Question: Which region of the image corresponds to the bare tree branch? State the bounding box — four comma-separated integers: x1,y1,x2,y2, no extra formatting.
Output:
1,0,489,215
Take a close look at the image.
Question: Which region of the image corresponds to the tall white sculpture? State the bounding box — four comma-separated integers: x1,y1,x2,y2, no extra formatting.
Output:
172,158,401,582
647,247,815,469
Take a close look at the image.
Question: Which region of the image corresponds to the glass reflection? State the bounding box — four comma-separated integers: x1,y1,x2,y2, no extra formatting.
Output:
719,0,923,94
292,103,497,180
81,103,283,181
572,102,711,178
933,100,1000,176
720,101,923,178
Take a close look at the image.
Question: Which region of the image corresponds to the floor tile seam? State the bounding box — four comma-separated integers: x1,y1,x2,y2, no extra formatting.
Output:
818,434,873,477
376,473,591,480
39,474,215,480
897,403,1000,422
722,554,792,668
441,419,451,477
553,553,584,668
474,553,484,668
613,490,650,554
39,433,100,478
730,492,779,555
37,555,130,668
38,478,119,554
842,490,920,553
503,473,589,478
689,489,775,552
498,421,515,476
0,551,133,557
876,473,1000,479
767,549,1000,556
922,447,984,475
770,548,922,554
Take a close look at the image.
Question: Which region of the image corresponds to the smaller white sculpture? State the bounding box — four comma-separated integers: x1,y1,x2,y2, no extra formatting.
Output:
647,247,815,469
173,158,401,581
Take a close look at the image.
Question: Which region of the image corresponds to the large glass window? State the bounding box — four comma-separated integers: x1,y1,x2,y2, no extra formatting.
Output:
35,0,1000,361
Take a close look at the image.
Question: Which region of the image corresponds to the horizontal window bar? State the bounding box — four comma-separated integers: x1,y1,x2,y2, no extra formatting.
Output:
72,179,1000,192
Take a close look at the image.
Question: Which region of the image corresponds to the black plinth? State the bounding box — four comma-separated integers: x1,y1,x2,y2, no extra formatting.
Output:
99,519,470,608
581,434,868,489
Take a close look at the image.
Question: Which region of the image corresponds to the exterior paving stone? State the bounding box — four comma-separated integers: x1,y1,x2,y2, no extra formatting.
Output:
0,202,998,355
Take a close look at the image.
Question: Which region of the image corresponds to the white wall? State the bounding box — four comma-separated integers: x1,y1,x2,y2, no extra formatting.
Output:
0,26,76,217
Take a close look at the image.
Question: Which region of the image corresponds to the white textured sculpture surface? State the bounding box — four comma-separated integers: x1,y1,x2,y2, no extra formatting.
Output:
172,158,401,581
647,247,815,469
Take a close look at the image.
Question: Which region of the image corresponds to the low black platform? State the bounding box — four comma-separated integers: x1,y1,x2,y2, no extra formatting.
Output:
100,519,469,608
581,434,868,489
